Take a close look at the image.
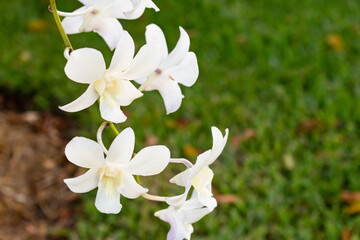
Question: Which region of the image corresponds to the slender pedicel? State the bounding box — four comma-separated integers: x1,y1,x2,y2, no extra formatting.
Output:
97,121,109,154
109,122,120,136
141,159,193,202
49,0,73,51
170,158,194,168
142,193,168,202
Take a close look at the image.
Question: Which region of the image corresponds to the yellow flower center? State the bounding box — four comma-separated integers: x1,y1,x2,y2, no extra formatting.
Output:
99,166,122,197
94,76,120,107
191,166,213,197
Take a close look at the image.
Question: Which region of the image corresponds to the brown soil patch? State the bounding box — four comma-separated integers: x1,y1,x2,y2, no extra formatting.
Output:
0,110,79,240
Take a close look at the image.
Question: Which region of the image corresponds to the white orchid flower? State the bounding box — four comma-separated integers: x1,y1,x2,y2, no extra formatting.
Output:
59,31,162,123
64,127,170,214
136,24,199,114
155,197,211,240
124,0,160,19
167,127,229,210
59,0,135,49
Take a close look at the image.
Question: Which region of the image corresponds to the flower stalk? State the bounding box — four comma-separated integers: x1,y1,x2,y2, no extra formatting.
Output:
142,193,168,202
49,0,73,51
109,122,120,136
97,122,109,154
170,158,194,168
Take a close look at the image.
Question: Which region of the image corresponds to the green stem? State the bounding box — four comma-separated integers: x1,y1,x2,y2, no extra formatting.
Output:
109,122,120,136
49,0,73,51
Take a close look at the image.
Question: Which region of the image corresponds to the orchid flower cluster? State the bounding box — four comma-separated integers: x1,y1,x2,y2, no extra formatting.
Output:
49,0,229,239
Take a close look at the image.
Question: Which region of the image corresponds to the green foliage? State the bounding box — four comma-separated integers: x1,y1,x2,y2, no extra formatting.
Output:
1,0,360,239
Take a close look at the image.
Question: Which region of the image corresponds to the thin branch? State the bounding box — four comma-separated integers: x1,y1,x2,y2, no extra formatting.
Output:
108,122,120,136
141,193,168,202
170,158,194,168
49,0,73,51
97,122,109,154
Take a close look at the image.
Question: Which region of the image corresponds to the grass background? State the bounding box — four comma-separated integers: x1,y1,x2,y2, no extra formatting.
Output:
1,0,360,239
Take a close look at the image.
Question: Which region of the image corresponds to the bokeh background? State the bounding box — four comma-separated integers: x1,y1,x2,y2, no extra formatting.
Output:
1,0,360,239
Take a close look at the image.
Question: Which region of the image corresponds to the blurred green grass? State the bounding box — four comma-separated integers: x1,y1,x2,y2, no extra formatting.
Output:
1,0,360,239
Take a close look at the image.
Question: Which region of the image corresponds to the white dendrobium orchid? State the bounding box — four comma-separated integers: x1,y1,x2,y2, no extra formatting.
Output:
136,24,199,114
155,197,211,240
64,127,170,214
124,0,160,19
59,31,162,123
60,0,134,50
167,127,229,210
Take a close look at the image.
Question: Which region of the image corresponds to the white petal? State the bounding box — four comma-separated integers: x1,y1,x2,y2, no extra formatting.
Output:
143,75,183,114
59,84,99,112
93,17,123,50
160,80,184,114
61,7,87,34
106,127,135,164
134,77,147,85
123,0,146,19
169,223,191,239
182,197,204,208
62,17,83,35
118,173,148,199
104,0,133,18
182,207,211,224
99,97,127,123
127,146,170,176
145,24,168,60
191,166,214,191
161,27,190,69
189,150,212,179
169,169,191,187
208,127,229,165
166,184,191,206
65,137,106,168
168,215,191,240
95,184,122,214
108,31,135,72
92,0,114,8
210,127,227,156
64,168,100,193
197,192,217,211
120,42,162,80
167,52,199,87
124,0,159,19
113,80,143,106
78,0,95,5
65,48,106,84
144,0,160,11
154,207,172,220
155,208,189,240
